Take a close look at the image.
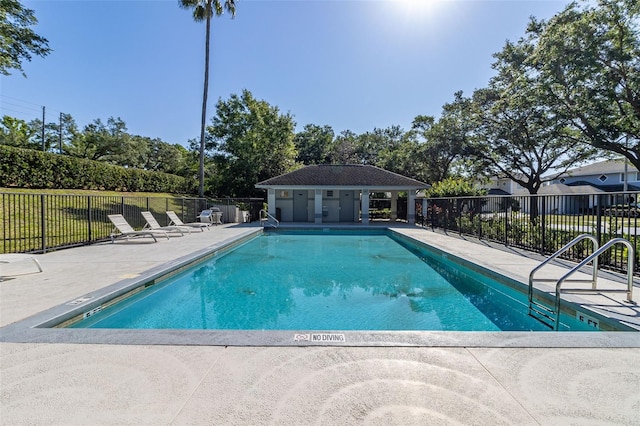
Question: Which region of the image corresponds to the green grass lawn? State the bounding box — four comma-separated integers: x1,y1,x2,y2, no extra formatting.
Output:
1,188,200,253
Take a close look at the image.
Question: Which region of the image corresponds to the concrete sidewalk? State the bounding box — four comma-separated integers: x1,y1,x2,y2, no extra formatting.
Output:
1,224,639,425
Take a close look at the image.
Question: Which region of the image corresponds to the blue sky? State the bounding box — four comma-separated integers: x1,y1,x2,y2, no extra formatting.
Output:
2,0,573,147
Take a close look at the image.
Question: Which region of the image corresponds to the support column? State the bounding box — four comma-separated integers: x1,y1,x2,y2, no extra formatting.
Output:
314,189,323,224
408,190,416,225
268,189,276,217
361,189,370,225
422,198,428,226
390,191,398,221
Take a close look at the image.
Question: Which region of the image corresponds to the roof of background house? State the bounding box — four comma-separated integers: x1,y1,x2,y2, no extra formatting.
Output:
487,188,511,195
563,180,640,192
256,164,429,188
540,183,607,195
563,159,638,177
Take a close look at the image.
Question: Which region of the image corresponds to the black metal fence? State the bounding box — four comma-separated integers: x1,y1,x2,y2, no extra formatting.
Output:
1,193,264,254
422,192,640,277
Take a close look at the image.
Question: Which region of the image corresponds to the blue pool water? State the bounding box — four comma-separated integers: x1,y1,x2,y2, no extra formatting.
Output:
70,230,594,331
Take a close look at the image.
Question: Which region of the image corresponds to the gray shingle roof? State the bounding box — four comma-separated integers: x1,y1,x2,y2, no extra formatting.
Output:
565,159,638,176
256,164,428,188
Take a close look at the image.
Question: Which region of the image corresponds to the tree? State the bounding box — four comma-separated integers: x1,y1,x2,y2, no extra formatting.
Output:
0,115,34,147
529,0,639,168
208,90,297,196
356,126,405,167
410,92,476,184
327,130,359,164
179,0,237,198
427,177,487,198
470,35,597,220
133,136,191,175
293,124,334,165
0,0,51,76
65,117,130,162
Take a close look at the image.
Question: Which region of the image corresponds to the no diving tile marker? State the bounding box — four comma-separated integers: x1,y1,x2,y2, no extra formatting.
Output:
294,333,346,343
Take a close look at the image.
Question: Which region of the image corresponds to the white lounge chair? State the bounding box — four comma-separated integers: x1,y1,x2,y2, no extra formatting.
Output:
166,211,210,231
0,254,43,281
141,211,191,236
108,214,169,243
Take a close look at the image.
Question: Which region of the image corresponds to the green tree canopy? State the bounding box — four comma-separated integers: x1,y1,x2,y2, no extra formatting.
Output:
327,130,359,164
427,177,487,198
293,123,334,165
410,92,476,184
470,34,597,197
528,0,639,168
0,0,51,76
208,89,297,196
65,117,130,162
0,115,35,148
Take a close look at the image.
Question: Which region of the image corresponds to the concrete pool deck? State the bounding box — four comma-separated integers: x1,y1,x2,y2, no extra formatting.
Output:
1,223,639,424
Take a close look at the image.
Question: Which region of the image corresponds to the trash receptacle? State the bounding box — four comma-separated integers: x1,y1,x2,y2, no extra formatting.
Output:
276,208,282,222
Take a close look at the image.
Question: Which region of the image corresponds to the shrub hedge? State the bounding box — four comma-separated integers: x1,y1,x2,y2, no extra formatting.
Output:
0,145,191,193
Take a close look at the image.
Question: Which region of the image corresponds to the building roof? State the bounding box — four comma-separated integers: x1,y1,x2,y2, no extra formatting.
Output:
562,159,638,177
256,164,429,189
565,181,640,192
539,183,607,195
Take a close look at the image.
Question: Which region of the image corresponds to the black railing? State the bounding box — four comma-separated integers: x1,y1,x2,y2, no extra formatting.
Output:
421,192,640,277
1,193,264,254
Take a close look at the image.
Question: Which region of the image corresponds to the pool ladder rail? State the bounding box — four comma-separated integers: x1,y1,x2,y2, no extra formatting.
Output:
528,234,636,330
259,209,280,228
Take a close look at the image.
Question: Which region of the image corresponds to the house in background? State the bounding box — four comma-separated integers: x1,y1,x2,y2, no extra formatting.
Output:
255,164,429,225
481,159,639,215
545,159,639,192
541,159,640,214
485,175,528,196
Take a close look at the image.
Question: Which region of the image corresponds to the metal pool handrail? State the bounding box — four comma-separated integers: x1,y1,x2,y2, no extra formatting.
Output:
528,234,599,329
529,234,599,299
554,238,636,329
259,209,279,228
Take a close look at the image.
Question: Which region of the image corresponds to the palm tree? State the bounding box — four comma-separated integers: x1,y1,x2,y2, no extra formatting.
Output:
179,0,237,197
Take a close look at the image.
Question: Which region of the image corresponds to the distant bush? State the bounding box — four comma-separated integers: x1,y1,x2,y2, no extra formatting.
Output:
427,177,487,198
0,145,190,192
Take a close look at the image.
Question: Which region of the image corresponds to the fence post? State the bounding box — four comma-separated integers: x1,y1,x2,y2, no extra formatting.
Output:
87,196,92,242
504,198,509,247
541,196,546,254
457,198,462,236
40,194,46,253
596,194,603,246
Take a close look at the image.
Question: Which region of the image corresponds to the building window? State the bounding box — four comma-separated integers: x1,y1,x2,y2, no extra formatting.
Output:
559,178,566,184
598,175,608,182
280,190,289,197
621,172,640,182
327,190,334,197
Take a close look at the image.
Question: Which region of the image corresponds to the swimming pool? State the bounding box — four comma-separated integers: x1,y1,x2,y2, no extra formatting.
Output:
67,229,600,331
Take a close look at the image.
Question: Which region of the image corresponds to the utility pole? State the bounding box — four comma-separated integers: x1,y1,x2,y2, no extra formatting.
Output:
41,106,45,151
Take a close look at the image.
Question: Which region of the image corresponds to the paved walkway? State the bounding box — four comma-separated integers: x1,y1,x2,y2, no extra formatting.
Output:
1,223,639,425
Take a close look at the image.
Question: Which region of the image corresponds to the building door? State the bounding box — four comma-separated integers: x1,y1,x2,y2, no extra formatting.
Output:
293,190,308,222
340,191,354,222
